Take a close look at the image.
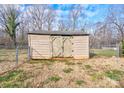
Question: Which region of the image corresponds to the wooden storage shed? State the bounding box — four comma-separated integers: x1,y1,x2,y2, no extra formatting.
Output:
28,31,89,59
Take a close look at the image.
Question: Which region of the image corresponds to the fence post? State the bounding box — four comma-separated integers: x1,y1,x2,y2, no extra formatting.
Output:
28,46,30,62
16,46,18,65
120,42,122,57
119,43,122,57
116,44,119,63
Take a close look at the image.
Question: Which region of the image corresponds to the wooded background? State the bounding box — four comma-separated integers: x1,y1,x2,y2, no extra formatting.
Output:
0,4,124,49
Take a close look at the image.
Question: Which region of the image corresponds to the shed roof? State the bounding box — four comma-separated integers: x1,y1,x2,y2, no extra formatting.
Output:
28,31,89,36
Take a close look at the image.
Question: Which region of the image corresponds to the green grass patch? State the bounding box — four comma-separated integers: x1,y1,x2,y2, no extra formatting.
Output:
48,76,61,82
43,75,62,85
91,49,115,57
105,70,124,81
85,65,91,69
0,70,29,88
0,70,21,82
65,62,75,65
91,73,104,81
76,80,85,86
63,68,73,73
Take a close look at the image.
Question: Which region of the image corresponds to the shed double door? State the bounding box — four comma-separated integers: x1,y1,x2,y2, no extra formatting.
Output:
51,36,72,57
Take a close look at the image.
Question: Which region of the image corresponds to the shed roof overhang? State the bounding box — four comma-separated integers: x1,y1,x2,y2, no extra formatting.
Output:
28,31,89,36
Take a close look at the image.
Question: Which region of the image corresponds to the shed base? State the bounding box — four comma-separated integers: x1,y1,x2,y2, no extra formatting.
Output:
31,56,89,60
73,55,89,59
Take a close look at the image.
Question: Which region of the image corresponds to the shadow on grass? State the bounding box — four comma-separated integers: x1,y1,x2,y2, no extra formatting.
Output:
29,59,70,66
90,53,96,58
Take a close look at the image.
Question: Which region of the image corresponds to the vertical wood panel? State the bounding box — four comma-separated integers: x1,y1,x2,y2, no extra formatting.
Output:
63,36,72,57
52,36,63,57
72,36,89,59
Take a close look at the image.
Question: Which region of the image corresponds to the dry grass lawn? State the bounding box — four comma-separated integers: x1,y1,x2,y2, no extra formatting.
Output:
0,49,124,88
0,49,27,73
1,57,124,88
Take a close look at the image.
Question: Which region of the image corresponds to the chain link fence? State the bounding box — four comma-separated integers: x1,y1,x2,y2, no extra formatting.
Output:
90,43,122,62
0,44,28,73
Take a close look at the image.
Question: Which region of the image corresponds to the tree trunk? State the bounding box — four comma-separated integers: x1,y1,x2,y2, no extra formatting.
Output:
14,38,17,48
11,35,17,48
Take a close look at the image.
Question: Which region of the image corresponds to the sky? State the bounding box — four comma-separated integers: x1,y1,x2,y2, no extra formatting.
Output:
19,4,123,26
49,4,110,23
20,4,111,24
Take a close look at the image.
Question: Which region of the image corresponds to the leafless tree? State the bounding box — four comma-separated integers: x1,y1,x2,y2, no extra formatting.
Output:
89,21,115,48
58,19,70,31
45,7,56,31
69,5,82,31
58,20,65,31
0,5,20,48
17,11,29,45
107,6,124,43
28,5,47,31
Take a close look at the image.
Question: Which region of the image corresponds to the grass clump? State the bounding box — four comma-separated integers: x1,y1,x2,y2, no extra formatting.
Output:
65,62,75,65
48,76,61,82
105,69,124,81
76,80,85,86
85,65,91,69
63,68,73,73
91,73,104,81
0,70,28,88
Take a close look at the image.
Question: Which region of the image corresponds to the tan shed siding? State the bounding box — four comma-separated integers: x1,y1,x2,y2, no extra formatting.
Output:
28,35,51,59
63,36,72,57
72,36,89,59
52,36,63,57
